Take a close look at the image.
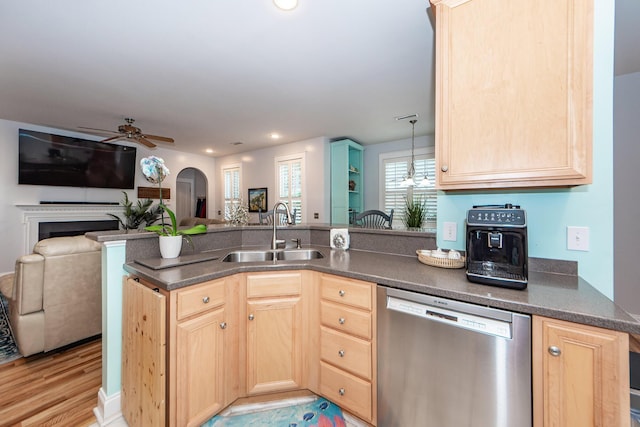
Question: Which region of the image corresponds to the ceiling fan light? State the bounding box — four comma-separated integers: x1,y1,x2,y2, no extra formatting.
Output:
273,0,297,11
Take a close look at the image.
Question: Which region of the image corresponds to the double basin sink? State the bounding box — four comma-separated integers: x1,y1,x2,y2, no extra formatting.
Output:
222,249,324,263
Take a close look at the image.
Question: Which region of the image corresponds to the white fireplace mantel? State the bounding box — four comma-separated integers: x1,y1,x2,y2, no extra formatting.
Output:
17,204,123,253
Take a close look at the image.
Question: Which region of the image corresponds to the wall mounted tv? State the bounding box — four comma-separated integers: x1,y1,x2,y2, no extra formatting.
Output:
18,129,137,189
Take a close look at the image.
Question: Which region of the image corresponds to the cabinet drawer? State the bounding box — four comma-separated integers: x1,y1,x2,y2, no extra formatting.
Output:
320,327,371,380
176,279,225,321
320,300,372,340
321,275,372,310
246,272,301,298
320,361,372,422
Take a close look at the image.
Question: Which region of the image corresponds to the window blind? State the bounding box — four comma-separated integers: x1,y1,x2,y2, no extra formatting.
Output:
382,154,436,228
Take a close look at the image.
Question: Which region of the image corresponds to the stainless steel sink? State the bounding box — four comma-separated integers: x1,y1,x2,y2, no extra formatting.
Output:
221,250,275,262
221,249,323,263
276,249,324,261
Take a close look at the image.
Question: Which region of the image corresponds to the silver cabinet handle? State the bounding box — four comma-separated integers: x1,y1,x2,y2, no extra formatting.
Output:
338,317,345,325
338,388,345,396
548,345,561,357
219,322,227,329
203,296,210,304
248,314,254,321
338,350,345,357
339,290,345,297
441,165,449,172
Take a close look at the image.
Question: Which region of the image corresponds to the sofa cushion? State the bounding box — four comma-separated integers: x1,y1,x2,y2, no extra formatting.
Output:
34,235,102,256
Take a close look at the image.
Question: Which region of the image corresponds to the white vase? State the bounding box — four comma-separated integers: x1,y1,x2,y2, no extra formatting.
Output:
159,235,182,259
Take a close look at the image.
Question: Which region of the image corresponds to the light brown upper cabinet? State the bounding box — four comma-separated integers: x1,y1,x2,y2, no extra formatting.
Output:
430,0,593,190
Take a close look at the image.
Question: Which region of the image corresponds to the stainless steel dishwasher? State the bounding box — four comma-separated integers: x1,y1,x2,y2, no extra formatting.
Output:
377,286,532,427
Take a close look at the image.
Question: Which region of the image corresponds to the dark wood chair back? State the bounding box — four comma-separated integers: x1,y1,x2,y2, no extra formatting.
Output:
354,209,394,229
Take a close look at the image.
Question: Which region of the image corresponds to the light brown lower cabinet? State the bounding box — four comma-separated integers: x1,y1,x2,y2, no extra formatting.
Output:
317,273,376,425
533,315,630,427
244,271,303,395
120,272,378,427
122,276,239,427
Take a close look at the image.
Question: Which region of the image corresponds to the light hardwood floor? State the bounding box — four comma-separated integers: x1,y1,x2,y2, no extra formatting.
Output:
0,337,101,427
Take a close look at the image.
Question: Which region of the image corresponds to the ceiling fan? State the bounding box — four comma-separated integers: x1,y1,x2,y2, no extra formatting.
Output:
79,117,174,148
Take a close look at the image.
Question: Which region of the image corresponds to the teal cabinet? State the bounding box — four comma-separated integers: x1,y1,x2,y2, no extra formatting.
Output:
330,139,364,224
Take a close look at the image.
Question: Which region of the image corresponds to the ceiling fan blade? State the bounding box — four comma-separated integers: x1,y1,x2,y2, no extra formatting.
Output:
102,135,125,143
142,134,174,143
78,126,120,135
136,136,157,148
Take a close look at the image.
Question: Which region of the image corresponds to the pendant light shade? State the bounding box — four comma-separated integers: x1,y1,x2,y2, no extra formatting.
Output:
400,119,429,187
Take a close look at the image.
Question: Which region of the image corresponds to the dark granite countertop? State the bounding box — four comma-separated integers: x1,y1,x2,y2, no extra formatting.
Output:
123,244,640,335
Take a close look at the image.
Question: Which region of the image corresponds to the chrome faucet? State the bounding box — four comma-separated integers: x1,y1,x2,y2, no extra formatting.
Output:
271,202,293,250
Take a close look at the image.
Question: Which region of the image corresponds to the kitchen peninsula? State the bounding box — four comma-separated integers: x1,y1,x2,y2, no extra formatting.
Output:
88,224,640,426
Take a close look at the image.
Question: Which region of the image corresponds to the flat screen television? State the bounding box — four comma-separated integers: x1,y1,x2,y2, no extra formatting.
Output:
18,129,137,189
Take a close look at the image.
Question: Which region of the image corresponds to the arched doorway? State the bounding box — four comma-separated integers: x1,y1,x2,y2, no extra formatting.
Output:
176,167,208,224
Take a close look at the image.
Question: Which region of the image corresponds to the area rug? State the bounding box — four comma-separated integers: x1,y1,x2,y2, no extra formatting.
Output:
0,292,21,365
202,396,346,427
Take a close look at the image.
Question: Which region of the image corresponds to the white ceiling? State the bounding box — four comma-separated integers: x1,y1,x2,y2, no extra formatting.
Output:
0,1,636,158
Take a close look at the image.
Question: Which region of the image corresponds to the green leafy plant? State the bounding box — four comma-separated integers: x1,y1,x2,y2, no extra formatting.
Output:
403,195,427,229
108,191,163,230
144,204,207,237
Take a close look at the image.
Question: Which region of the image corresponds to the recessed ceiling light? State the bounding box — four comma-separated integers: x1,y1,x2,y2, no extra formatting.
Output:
205,148,214,154
273,0,297,11
271,133,281,140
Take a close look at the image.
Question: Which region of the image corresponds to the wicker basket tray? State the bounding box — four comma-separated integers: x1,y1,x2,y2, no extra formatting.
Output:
417,251,465,269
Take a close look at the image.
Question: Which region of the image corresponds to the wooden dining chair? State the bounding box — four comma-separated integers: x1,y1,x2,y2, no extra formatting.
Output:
354,209,394,229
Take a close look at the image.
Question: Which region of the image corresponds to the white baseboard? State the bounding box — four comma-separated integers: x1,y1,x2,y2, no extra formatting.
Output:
92,388,128,426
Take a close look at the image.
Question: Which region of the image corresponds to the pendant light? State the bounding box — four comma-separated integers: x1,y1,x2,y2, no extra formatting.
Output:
400,118,429,187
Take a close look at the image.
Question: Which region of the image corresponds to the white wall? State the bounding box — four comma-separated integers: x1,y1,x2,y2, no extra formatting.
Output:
0,118,217,273
214,136,330,223
613,71,640,315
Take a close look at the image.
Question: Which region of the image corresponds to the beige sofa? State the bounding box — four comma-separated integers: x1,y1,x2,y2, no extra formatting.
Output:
0,236,102,357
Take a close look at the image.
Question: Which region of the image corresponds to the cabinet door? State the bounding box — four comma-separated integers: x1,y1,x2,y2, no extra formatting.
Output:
533,316,630,427
122,278,166,427
246,297,303,395
431,0,592,190
176,307,227,427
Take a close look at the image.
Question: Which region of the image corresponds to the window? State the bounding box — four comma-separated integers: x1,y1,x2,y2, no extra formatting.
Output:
380,148,437,229
222,164,241,218
275,153,304,224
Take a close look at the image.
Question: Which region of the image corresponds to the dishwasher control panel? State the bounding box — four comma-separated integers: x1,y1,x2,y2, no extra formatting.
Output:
387,296,512,339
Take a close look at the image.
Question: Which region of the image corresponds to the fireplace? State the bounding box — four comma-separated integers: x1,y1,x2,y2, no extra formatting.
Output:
38,220,119,241
17,203,124,254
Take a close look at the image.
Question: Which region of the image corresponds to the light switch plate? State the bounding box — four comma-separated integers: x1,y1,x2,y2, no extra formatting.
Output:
443,222,457,242
567,226,589,251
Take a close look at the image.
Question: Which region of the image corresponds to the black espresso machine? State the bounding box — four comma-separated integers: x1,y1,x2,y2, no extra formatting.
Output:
465,204,528,290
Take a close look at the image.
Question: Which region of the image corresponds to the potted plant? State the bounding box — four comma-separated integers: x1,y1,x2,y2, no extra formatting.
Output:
403,195,427,229
145,204,207,258
108,191,163,230
140,156,207,258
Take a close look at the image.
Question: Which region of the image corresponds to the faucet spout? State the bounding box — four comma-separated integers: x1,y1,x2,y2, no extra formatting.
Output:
271,202,293,250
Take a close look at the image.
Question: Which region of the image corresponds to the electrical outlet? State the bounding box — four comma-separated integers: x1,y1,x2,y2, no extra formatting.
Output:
314,212,319,219
443,222,457,242
567,226,589,251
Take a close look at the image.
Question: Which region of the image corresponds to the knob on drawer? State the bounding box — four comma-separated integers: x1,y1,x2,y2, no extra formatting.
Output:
338,388,345,396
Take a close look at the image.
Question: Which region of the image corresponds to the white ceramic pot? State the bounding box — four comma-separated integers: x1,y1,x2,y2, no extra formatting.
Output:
159,235,182,259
